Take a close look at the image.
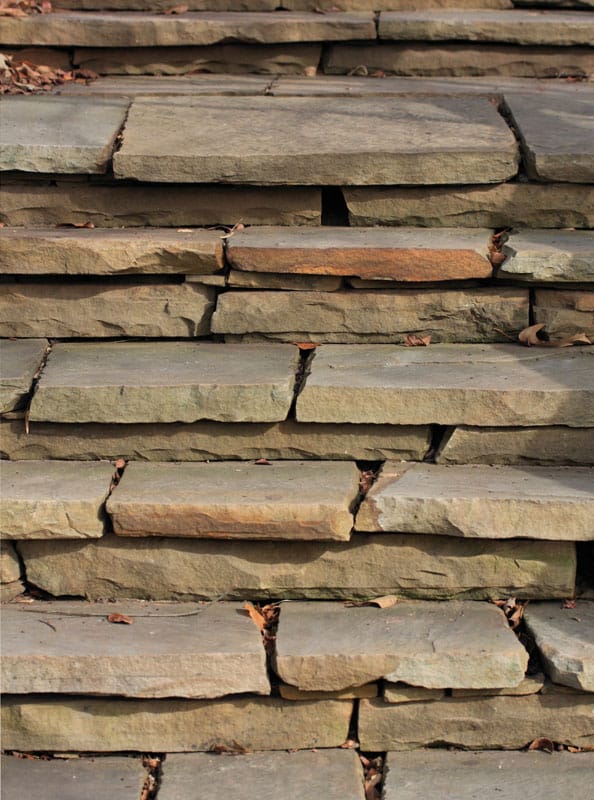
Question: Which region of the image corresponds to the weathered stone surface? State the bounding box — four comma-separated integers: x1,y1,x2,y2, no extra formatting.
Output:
0,419,431,462
18,533,576,601
213,289,528,343
159,751,365,800
0,282,215,338
359,691,594,750
0,755,146,800
0,696,352,752
0,184,321,227
524,602,594,692
356,462,594,540
0,338,47,414
0,543,21,584
1,601,269,698
227,227,493,281
228,271,343,291
29,342,299,424
53,0,512,8
383,684,445,703
0,582,24,603
437,426,594,466
114,96,518,185
0,96,128,174
297,345,594,427
451,673,545,697
57,74,273,96
274,601,527,691
500,230,594,283
344,184,594,229
534,291,594,340
108,461,359,540
185,274,226,287
54,0,279,8
0,460,113,540
278,682,377,701
382,751,594,800
0,227,224,275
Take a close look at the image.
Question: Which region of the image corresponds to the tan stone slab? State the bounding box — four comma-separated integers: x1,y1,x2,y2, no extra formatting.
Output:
114,95,518,185
1,601,270,698
0,695,352,752
383,683,445,703
0,338,47,414
534,290,594,340
278,682,377,700
107,461,359,540
0,543,21,584
186,274,226,287
54,0,278,7
228,271,343,291
29,342,299,424
359,690,594,750
500,230,594,283
227,227,493,281
0,581,24,603
356,463,594,540
57,75,273,96
274,601,528,691
18,533,576,601
0,227,224,275
451,672,545,697
0,460,113,540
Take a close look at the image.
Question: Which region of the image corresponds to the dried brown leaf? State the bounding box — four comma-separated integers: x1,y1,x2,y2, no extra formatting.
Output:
254,458,272,465
294,342,319,350
303,65,317,77
562,599,577,609
528,737,555,753
404,334,431,347
519,323,548,346
107,613,133,625
243,601,266,631
340,738,359,749
519,324,591,348
366,595,399,609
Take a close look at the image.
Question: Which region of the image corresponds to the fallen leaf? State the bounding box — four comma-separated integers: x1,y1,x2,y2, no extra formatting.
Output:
107,613,133,625
519,323,591,348
562,599,577,609
254,458,272,465
294,342,319,351
528,737,555,753
359,469,375,495
519,323,548,346
243,601,265,631
340,738,359,749
404,334,431,347
366,595,399,609
303,65,317,77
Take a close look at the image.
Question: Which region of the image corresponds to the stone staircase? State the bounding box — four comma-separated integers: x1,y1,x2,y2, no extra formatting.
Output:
1,0,594,797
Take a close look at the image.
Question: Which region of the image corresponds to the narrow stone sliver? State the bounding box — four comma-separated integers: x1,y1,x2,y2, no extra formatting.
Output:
0,338,49,414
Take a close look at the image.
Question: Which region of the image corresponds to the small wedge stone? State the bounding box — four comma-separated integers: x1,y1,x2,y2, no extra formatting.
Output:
278,682,377,700
107,461,360,540
227,271,342,291
383,684,445,703
0,543,21,584
0,338,47,414
534,290,594,340
499,230,594,283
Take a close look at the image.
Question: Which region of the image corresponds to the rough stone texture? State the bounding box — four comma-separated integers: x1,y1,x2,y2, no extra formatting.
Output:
500,230,594,283
451,673,545,697
54,0,279,8
382,751,594,800
0,582,24,603
0,96,128,174
159,751,365,800
0,696,352,752
534,291,594,340
356,462,594,540
0,184,321,227
275,601,527,691
278,682,377,701
185,274,227,287
437,426,594,466
53,0,513,7
227,227,493,281
17,533,576,601
212,289,528,343
0,282,215,338
1,601,270,698
505,92,594,182
108,461,359,540
0,460,113,540
29,342,299,424
0,419,431,462
344,184,594,229
383,684,445,703
297,345,594,427
0,338,47,414
0,755,146,800
0,543,21,584
114,96,519,185
57,74,273,96
0,227,224,276
524,602,594,692
227,271,343,291
359,691,594,750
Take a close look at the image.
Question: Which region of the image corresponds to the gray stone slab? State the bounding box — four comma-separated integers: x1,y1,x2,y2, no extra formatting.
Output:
0,97,129,174
0,543,21,584
0,755,146,800
29,342,299,424
500,230,594,283
0,338,47,414
1,600,269,698
534,290,594,341
159,751,365,800
524,601,594,692
114,95,519,185
382,751,594,800
107,461,360,540
0,460,113,540
274,601,527,691
56,74,273,96
356,463,594,540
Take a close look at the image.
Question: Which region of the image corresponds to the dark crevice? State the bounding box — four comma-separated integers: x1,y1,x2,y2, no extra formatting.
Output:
495,98,529,180
321,187,349,226
141,754,163,800
287,347,315,420
423,425,449,463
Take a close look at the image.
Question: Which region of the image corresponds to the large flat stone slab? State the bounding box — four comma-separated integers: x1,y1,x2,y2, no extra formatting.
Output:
114,95,519,185
356,463,594,540
56,74,273,97
534,290,594,340
0,460,113,540
29,342,299,424
226,271,343,291
0,97,129,174
108,461,359,541
0,338,47,414
296,345,594,427
524,601,594,692
499,230,594,283
274,601,527,691
1,601,269,698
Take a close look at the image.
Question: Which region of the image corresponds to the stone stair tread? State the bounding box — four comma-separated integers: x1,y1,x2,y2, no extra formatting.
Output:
295,344,594,427
524,601,594,691
0,460,114,540
1,600,269,698
0,338,47,414
56,74,273,96
49,0,517,9
355,462,594,540
499,229,594,283
273,600,528,691
107,460,360,540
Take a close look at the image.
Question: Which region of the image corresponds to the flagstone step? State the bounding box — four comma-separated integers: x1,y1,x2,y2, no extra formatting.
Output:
499,230,594,283
51,0,516,9
355,463,594,540
57,73,273,96
534,291,594,341
0,338,47,414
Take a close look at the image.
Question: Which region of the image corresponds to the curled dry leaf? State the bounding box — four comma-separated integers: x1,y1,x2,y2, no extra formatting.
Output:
303,65,317,77
107,613,133,625
562,599,577,609
254,458,272,466
359,469,376,496
366,595,399,609
340,739,359,749
404,334,431,347
243,601,265,631
519,323,591,348
294,342,319,351
527,737,555,754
